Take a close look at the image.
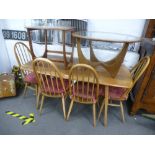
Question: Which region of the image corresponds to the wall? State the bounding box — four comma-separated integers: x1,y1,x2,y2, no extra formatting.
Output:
0,20,11,73
88,19,146,36
2,19,31,67
1,19,146,68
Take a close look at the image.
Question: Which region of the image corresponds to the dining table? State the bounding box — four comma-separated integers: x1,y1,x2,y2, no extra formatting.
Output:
21,59,133,127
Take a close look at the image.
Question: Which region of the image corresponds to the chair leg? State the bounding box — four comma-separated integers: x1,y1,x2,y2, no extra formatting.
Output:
61,95,66,120
104,100,108,127
98,99,105,120
97,97,101,108
93,104,96,127
23,83,28,97
39,95,45,115
35,85,38,96
64,94,68,101
36,91,40,110
66,99,74,120
104,86,109,127
120,101,125,122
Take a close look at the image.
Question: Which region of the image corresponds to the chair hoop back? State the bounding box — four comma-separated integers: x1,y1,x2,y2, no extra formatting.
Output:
131,56,150,85
123,56,150,97
33,58,66,96
14,42,32,66
14,42,34,77
69,64,99,103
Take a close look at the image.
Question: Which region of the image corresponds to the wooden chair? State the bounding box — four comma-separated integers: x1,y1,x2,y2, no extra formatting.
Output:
14,42,37,97
33,58,69,119
67,64,100,127
98,56,150,122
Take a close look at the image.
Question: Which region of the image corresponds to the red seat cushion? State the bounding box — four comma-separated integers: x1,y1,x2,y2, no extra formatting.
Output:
99,85,127,100
41,78,69,95
109,87,127,99
71,82,104,103
24,72,37,84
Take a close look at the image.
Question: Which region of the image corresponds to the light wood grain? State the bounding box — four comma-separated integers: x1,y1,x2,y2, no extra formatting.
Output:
21,61,133,89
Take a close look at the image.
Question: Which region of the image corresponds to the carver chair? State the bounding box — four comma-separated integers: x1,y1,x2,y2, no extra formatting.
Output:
98,56,150,122
14,42,37,97
67,64,101,127
33,58,69,119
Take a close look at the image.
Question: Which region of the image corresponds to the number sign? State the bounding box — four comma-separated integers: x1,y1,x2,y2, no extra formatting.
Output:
2,29,28,41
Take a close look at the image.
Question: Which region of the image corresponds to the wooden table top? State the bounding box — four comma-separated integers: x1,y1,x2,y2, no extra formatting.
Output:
21,61,133,89
72,31,141,43
25,26,75,31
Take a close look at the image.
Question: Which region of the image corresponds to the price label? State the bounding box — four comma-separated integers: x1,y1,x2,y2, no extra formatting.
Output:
2,29,28,41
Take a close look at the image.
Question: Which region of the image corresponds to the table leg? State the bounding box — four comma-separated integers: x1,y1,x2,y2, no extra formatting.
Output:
42,29,48,58
27,29,35,59
62,30,67,68
104,86,109,127
77,38,91,64
77,38,129,78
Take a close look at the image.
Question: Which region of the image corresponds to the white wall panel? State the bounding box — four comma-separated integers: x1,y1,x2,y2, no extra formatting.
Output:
88,19,146,37
0,20,11,73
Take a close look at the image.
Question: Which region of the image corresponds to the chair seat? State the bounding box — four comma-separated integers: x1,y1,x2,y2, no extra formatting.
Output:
24,72,37,84
41,78,69,95
99,85,127,100
109,87,127,99
71,82,104,103
71,82,127,100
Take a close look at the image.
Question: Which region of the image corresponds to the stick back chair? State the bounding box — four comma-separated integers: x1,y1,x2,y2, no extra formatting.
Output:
67,64,100,127
14,42,37,96
98,56,150,122
33,58,69,119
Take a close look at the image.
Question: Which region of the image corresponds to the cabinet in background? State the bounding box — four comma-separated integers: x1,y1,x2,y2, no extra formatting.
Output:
131,20,155,114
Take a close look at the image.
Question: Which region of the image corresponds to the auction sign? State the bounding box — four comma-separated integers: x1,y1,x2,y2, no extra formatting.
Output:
2,29,28,41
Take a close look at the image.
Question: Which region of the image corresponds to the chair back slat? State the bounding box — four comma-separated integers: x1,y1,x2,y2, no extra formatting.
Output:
33,58,65,97
91,77,95,102
69,64,99,103
76,68,79,100
87,70,90,100
81,68,85,102
44,62,51,95
55,72,60,94
19,44,28,63
16,46,25,65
